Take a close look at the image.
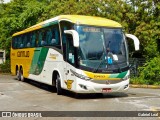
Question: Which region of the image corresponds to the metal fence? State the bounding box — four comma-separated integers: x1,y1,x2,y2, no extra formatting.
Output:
129,58,146,77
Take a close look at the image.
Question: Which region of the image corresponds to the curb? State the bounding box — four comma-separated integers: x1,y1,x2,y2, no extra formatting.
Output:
130,84,160,89
0,73,11,75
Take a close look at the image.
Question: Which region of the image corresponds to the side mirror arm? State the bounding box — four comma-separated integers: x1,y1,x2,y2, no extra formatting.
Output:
126,34,140,51
64,30,79,47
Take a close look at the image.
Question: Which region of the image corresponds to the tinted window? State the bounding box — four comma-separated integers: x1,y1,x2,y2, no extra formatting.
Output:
12,23,61,49
60,21,74,61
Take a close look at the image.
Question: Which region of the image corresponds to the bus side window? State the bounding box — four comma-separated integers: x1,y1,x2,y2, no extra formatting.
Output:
31,33,36,47
12,37,17,49
39,30,47,46
46,28,52,45
51,28,56,45
55,28,60,45
23,34,27,48
38,31,42,47
17,36,23,48
43,31,47,46
46,24,60,48
26,33,31,47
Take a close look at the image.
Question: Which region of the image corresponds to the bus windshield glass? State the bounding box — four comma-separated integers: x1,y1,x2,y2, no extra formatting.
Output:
75,25,128,72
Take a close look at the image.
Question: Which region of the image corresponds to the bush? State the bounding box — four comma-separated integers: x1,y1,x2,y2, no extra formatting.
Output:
0,60,11,73
137,56,160,85
130,77,146,85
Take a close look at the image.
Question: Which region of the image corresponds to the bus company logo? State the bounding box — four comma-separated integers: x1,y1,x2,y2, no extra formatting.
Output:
11,53,15,56
94,75,105,79
65,80,74,90
17,51,29,57
49,53,58,60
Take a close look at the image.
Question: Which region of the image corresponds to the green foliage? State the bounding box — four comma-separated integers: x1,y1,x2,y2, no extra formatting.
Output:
130,77,147,85
0,0,160,59
0,60,11,73
138,56,160,85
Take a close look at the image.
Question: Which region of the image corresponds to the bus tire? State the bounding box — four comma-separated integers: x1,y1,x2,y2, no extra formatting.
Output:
56,75,63,95
16,70,21,81
19,68,25,82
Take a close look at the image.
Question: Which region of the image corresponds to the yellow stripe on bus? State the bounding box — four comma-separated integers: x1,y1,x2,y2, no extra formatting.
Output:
84,71,120,80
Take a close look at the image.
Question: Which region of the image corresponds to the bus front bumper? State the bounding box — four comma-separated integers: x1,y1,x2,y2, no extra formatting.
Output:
75,79,129,93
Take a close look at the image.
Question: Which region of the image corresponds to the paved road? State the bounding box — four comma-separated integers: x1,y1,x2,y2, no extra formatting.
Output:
0,74,160,120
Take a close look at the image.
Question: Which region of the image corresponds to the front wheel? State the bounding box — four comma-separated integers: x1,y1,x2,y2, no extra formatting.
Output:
56,75,63,95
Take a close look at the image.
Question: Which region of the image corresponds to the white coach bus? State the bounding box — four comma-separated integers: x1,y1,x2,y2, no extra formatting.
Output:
11,15,140,95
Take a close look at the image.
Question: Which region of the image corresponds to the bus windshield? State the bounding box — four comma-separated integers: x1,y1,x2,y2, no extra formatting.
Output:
75,25,128,72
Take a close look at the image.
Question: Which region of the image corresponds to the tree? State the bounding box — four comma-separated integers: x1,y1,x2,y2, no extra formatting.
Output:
0,0,159,60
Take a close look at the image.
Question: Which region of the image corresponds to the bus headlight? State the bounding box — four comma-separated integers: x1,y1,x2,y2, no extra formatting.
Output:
70,69,92,81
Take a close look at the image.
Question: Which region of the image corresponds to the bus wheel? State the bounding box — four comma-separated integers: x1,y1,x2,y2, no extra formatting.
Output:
16,70,21,81
19,69,25,82
56,75,63,95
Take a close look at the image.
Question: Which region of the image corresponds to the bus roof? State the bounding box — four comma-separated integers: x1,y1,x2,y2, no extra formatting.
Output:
12,15,122,36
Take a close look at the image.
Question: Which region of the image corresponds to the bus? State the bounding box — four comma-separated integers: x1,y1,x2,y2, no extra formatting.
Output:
11,15,140,95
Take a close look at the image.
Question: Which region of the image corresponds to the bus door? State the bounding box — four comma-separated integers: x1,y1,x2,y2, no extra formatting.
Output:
60,21,78,90
65,34,77,90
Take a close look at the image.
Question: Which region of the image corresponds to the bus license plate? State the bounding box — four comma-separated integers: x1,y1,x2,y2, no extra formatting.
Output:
102,88,112,93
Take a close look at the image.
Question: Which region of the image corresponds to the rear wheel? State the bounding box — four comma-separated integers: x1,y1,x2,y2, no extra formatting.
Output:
16,70,21,81
19,69,25,82
56,75,63,95
17,68,25,82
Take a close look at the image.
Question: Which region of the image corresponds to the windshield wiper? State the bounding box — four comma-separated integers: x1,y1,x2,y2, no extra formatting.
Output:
93,53,123,73
92,48,107,73
93,59,106,73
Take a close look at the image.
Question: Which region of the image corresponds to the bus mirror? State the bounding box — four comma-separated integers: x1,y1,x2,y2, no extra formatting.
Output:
64,30,79,47
126,34,140,51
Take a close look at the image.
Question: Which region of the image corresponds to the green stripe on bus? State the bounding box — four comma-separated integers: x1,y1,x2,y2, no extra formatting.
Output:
30,47,49,75
109,73,119,78
109,71,127,78
42,21,58,28
116,71,127,78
